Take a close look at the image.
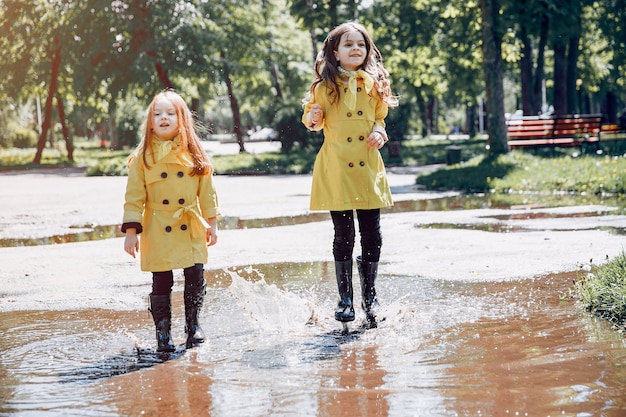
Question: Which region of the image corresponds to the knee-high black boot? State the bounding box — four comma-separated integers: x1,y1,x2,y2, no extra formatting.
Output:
184,280,206,348
334,259,355,322
149,294,176,352
357,256,379,328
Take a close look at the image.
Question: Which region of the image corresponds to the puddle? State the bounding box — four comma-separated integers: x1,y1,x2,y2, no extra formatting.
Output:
0,224,126,247
2,195,491,248
1,263,625,416
417,222,529,233
3,194,624,248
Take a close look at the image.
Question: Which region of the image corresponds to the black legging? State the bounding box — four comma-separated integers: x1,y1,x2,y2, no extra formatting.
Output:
152,263,204,295
330,209,382,262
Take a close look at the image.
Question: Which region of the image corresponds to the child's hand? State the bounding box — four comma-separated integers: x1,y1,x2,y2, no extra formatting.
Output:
309,104,323,126
206,217,218,247
367,131,386,149
124,232,139,258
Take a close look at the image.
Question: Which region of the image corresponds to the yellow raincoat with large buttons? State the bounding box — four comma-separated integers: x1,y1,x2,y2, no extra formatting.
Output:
123,138,219,272
302,79,393,211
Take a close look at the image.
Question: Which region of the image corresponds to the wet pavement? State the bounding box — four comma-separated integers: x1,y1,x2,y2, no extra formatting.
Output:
1,161,626,416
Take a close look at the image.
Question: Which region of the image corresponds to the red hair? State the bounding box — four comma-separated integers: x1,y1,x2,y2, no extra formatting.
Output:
130,90,212,176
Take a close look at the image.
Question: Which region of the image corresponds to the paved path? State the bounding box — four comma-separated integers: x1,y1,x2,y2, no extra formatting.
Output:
1,166,626,312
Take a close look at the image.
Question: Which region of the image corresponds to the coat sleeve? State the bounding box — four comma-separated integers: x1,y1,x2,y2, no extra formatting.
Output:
372,89,389,141
302,84,326,132
122,156,147,231
198,172,220,219
373,89,388,129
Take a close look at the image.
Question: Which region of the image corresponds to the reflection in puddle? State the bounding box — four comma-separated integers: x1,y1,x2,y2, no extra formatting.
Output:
1,264,625,416
417,222,529,233
2,194,624,247
418,221,626,234
0,224,125,247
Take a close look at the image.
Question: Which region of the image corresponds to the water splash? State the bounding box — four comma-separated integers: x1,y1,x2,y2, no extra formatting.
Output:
224,266,315,333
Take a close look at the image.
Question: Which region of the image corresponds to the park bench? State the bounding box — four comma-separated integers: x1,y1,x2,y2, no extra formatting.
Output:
600,123,626,139
598,122,626,153
506,114,602,151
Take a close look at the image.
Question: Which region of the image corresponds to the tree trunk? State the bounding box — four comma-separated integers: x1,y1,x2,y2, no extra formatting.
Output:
329,0,338,28
518,0,535,115
56,93,73,162
520,26,534,115
108,96,120,150
34,35,61,165
426,96,435,135
221,50,245,153
479,0,508,155
413,86,428,138
466,103,477,139
566,35,580,114
309,28,317,62
553,41,567,115
533,15,549,115
270,60,283,101
155,62,175,90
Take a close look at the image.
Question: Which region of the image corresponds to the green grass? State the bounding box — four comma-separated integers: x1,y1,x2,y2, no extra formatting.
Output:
0,140,131,175
415,151,626,196
211,149,316,175
576,253,626,332
3,138,626,198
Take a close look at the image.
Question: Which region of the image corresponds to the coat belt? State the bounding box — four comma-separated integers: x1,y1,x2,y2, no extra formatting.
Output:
146,201,210,239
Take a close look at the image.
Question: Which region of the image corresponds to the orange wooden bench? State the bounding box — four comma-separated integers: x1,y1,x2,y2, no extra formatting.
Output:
507,114,602,150
600,123,626,139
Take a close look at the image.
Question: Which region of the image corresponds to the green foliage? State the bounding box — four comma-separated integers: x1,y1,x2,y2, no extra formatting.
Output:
0,100,39,148
115,95,145,149
0,139,130,172
86,157,129,177
2,0,625,161
386,103,412,141
490,154,626,195
414,149,520,192
272,106,319,153
211,149,315,175
391,137,487,166
7,122,38,148
0,147,73,168
416,151,626,195
576,253,626,331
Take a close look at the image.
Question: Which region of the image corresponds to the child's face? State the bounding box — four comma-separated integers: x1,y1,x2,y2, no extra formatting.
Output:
152,96,179,140
334,29,367,71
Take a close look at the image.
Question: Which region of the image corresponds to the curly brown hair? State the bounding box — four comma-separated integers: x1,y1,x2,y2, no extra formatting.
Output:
306,21,398,108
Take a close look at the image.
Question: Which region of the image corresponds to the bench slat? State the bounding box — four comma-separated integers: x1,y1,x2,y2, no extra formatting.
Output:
506,114,602,149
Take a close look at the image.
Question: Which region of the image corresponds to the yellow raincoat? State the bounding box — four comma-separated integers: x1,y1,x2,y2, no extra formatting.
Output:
302,79,393,211
123,138,219,272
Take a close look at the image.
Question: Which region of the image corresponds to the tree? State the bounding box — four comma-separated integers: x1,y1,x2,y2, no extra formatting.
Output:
480,0,508,154
437,1,484,137
0,1,72,162
289,0,361,61
506,0,549,115
365,0,442,137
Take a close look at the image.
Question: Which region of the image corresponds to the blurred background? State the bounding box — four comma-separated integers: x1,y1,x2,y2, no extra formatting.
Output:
1,0,625,159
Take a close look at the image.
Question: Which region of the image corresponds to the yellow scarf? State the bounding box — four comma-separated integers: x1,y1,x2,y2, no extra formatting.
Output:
153,137,176,161
338,67,374,110
152,136,194,166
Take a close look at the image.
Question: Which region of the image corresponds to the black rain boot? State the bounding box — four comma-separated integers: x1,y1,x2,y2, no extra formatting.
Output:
149,294,176,352
357,256,379,329
334,259,355,322
184,281,206,348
